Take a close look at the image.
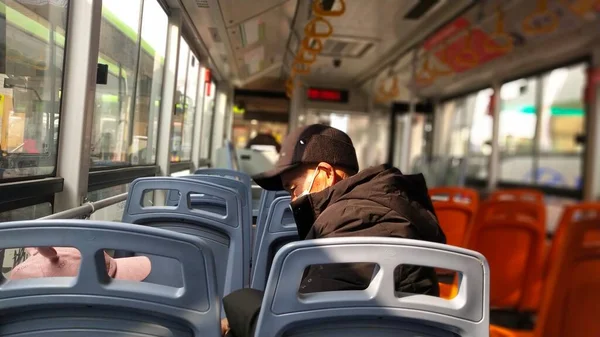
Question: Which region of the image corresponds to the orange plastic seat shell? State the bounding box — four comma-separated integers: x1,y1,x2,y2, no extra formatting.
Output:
491,202,600,337
430,187,479,247
465,200,546,309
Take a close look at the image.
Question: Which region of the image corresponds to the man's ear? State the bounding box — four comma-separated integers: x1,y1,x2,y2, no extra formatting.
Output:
317,162,336,186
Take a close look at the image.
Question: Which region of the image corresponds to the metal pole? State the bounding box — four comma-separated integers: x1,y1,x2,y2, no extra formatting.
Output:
532,75,544,185
42,192,127,219
191,66,207,171
54,0,103,211
487,82,501,191
155,9,182,177
127,0,146,163
584,50,600,200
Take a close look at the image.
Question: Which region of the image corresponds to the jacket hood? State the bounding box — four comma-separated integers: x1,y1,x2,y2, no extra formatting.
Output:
291,164,446,243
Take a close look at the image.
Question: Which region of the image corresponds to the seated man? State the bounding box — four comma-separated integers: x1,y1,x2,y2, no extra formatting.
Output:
222,124,446,337
10,247,151,281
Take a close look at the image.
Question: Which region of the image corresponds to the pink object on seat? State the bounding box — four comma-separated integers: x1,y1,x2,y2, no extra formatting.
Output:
10,247,151,281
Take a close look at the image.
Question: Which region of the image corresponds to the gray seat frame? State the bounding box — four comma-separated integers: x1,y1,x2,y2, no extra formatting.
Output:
0,220,220,336
254,237,490,337
185,174,252,285
123,177,247,297
251,195,297,291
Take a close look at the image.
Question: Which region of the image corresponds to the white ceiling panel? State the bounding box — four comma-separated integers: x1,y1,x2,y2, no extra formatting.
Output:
225,0,296,79
218,0,291,27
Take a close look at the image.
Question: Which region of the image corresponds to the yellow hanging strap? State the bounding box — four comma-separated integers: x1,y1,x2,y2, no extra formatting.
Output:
312,0,346,17
291,60,311,75
378,77,399,99
484,3,514,53
454,27,479,68
295,47,318,64
431,46,454,77
285,77,296,98
416,55,437,85
560,0,598,17
304,16,333,39
302,36,323,54
522,0,559,36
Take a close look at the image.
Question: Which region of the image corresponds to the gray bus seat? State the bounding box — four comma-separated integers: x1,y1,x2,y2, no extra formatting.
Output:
0,220,220,337
254,237,490,337
251,185,262,218
194,168,252,193
122,177,248,299
253,190,288,258
181,174,252,285
251,196,298,291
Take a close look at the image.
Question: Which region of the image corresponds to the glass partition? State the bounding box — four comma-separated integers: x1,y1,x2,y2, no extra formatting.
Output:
171,38,189,162
91,0,143,167
0,0,70,181
498,77,538,184
431,62,587,194
90,0,168,168
538,63,586,190
132,0,168,165
466,88,494,180
200,80,216,159
181,52,199,161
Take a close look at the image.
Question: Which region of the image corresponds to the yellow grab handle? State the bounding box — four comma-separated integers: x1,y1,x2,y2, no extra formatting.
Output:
312,0,346,17
292,61,311,75
378,77,399,98
304,16,333,38
285,77,295,98
295,48,318,64
522,0,559,36
560,0,597,17
483,4,514,53
302,36,323,54
285,78,295,90
415,56,437,85
374,93,390,104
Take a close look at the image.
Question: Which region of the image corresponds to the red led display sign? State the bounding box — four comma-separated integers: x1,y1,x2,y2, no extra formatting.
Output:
306,87,349,103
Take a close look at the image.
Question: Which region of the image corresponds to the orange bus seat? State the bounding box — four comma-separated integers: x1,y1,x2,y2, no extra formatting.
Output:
491,202,600,337
489,188,544,203
438,274,459,299
519,202,600,313
465,200,546,309
430,187,479,247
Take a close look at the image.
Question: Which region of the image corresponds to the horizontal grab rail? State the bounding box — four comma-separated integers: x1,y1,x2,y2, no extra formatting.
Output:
41,192,128,220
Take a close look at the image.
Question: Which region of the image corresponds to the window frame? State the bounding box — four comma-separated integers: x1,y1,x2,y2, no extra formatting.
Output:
0,1,72,184
86,0,170,191
433,57,591,199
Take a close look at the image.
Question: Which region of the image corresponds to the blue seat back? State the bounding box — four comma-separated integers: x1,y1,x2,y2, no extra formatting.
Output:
195,168,252,213
123,177,247,299
254,237,490,337
251,196,298,290
0,220,220,337
253,190,288,258
181,174,252,286
194,168,251,192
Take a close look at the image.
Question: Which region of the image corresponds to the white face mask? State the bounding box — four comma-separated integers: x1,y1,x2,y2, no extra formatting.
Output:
296,166,320,199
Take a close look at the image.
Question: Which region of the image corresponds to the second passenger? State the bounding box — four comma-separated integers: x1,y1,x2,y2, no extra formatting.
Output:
222,124,446,337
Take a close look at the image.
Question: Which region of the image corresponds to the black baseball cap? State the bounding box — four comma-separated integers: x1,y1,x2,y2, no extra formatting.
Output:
252,124,359,191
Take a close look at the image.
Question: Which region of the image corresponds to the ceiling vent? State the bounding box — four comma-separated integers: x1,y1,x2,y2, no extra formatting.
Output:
319,37,374,58
195,0,209,8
